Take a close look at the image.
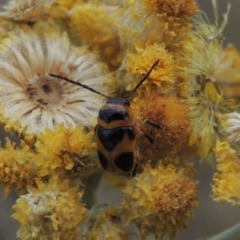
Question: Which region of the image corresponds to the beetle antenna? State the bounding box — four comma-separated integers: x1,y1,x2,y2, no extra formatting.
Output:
124,60,159,98
49,74,113,99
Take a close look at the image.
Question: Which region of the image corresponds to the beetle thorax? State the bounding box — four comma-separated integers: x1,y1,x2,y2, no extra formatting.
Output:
97,102,135,129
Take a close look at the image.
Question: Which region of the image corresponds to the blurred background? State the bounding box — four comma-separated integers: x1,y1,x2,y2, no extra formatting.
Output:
0,0,240,239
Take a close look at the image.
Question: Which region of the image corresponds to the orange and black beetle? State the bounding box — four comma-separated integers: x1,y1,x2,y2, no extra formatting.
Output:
49,60,159,176
95,98,136,175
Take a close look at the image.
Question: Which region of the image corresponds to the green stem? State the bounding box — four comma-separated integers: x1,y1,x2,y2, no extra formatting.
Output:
204,222,240,240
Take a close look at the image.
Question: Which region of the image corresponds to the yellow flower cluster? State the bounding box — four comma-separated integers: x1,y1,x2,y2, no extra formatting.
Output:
0,124,95,196
35,124,96,178
12,177,87,240
0,139,39,195
69,3,122,70
119,163,198,239
0,0,238,239
212,141,240,205
133,93,190,156
127,43,176,92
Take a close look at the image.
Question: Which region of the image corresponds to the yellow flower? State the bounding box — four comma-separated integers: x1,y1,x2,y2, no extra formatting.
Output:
119,163,198,239
35,124,96,178
0,0,54,22
83,205,129,240
0,16,28,39
12,177,87,240
184,1,236,160
69,3,122,70
0,139,40,196
212,141,240,205
184,36,222,82
53,0,76,16
126,43,176,92
132,92,190,156
118,0,164,51
144,0,198,20
187,84,218,159
187,77,237,160
0,30,110,142
118,0,197,53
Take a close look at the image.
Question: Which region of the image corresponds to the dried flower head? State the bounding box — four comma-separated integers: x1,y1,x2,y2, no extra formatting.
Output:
35,124,96,178
119,163,198,239
117,0,164,51
69,4,122,70
0,31,109,141
133,92,190,155
214,45,240,99
212,141,240,205
184,0,230,81
52,0,76,17
0,16,24,39
0,139,39,195
0,0,54,22
118,0,197,53
187,77,235,160
184,36,222,82
83,205,128,240
187,82,219,159
12,177,87,240
225,112,240,143
144,0,198,20
184,0,237,161
193,0,230,42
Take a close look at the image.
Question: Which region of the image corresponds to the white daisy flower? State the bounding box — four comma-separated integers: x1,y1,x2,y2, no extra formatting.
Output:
0,0,54,22
226,112,240,143
0,31,109,137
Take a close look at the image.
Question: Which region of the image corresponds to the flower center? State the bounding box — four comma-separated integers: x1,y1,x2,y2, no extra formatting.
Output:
26,74,63,108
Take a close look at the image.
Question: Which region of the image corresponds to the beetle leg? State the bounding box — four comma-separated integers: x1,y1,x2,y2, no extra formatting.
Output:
129,164,137,177
144,119,162,129
143,119,162,144
144,133,155,144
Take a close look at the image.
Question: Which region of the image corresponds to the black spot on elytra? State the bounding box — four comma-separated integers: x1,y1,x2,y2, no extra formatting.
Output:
115,152,134,172
95,125,135,151
97,151,108,169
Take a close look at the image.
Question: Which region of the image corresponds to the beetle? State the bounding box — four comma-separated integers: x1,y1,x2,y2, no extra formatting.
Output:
49,60,159,176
